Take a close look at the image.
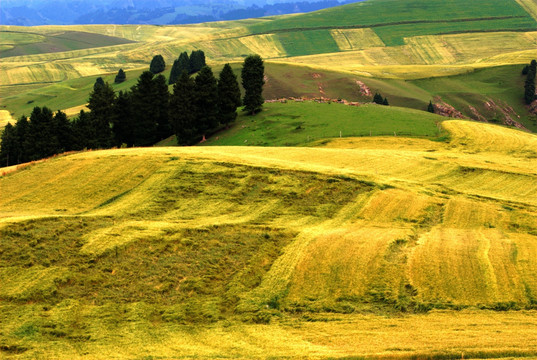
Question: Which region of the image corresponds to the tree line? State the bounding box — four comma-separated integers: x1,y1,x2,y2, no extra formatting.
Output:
0,54,265,167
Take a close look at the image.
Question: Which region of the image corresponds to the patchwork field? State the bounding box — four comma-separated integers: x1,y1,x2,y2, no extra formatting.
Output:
1,119,536,359
0,0,536,134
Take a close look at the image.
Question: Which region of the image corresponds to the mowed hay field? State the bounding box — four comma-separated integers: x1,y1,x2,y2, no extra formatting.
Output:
1,120,536,359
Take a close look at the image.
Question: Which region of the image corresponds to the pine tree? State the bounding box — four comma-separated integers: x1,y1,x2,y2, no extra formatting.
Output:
94,77,105,91
72,110,97,150
373,93,383,104
153,74,172,141
241,54,264,115
23,107,57,161
112,90,135,147
218,63,242,126
0,123,17,166
189,50,206,74
169,52,190,85
383,97,389,106
14,115,29,164
170,71,197,145
52,110,75,153
194,65,219,136
524,72,536,104
149,55,166,74
427,101,435,113
115,68,127,84
131,71,159,146
524,59,536,104
87,80,115,148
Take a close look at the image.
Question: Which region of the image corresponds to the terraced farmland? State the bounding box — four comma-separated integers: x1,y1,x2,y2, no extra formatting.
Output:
1,120,536,359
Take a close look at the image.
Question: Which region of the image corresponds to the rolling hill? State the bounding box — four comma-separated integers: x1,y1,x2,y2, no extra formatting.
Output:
1,0,536,133
1,120,536,359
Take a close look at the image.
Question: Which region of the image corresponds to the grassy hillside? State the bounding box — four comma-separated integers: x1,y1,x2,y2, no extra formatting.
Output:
1,120,536,358
2,61,535,134
248,0,535,42
202,101,444,146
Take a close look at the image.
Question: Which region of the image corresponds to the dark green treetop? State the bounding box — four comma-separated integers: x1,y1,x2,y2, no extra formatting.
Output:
217,63,242,126
150,54,166,74
241,54,264,115
115,68,127,84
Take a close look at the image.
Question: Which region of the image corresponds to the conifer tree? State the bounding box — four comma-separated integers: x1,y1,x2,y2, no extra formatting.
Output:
194,65,219,136
218,63,242,126
94,77,105,90
383,97,389,106
23,107,57,161
150,55,166,74
115,68,127,84
189,50,206,74
112,90,135,147
52,110,75,153
373,93,383,104
241,54,264,115
72,110,97,150
169,52,190,85
524,59,537,104
87,80,115,148
154,74,172,141
427,101,435,113
0,123,17,167
170,71,197,145
14,115,29,164
131,71,158,146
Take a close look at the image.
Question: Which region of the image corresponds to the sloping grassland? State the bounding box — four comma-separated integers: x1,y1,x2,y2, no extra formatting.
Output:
0,120,536,359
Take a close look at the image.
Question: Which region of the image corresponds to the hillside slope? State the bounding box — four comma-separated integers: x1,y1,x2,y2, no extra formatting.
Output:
1,120,536,358
1,120,536,359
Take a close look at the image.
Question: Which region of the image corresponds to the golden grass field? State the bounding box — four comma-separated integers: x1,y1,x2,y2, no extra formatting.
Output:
1,120,536,359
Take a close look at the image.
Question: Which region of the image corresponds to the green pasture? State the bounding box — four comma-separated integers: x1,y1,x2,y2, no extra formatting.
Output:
277,30,340,57
248,0,535,34
204,101,444,146
374,17,537,46
0,68,147,119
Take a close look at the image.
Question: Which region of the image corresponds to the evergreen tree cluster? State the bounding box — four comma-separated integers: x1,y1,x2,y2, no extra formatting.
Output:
171,63,241,145
169,50,207,85
1,108,79,167
373,92,389,106
523,59,536,105
0,60,247,166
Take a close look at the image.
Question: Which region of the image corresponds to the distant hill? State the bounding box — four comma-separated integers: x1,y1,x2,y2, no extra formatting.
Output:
0,0,360,25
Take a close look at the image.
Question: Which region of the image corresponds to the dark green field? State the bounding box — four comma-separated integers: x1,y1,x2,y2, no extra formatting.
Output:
0,31,134,58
